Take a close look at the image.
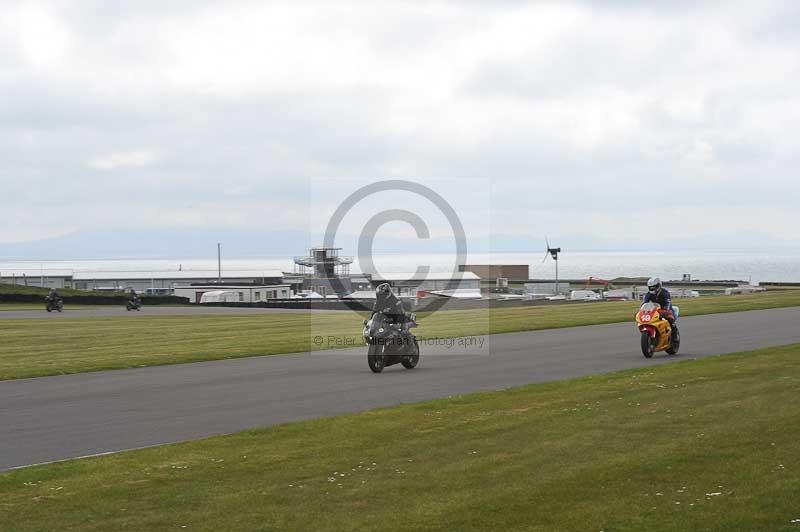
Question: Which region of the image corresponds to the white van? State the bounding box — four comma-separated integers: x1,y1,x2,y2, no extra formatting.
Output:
199,291,241,304
570,290,600,301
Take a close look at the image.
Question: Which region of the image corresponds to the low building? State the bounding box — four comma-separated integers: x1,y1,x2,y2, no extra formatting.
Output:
174,285,292,304
72,270,285,292
301,276,354,297
0,270,73,289
459,264,529,280
524,282,569,297
373,271,482,299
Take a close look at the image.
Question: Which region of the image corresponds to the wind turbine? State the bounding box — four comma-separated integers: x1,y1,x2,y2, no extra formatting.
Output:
541,236,562,294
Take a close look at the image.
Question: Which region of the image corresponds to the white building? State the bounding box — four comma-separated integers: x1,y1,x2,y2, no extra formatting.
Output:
174,285,292,304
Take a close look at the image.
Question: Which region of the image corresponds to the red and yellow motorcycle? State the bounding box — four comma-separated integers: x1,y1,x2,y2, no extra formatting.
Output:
635,302,680,358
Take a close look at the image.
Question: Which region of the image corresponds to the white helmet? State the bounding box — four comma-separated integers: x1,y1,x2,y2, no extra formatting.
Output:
647,277,662,295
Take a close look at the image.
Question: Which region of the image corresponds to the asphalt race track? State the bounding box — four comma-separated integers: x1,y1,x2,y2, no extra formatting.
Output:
2,307,800,471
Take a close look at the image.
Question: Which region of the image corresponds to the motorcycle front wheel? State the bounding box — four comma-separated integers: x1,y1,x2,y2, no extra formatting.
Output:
641,331,655,358
401,339,420,369
367,343,385,373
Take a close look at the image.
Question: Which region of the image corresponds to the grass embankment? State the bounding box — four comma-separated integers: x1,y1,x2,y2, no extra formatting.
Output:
2,343,799,532
1,290,800,380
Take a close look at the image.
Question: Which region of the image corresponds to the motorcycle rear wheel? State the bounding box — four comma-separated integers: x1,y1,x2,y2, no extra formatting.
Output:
367,343,385,373
641,331,655,358
666,328,681,355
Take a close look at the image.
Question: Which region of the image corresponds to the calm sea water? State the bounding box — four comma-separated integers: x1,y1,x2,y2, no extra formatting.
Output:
2,250,800,282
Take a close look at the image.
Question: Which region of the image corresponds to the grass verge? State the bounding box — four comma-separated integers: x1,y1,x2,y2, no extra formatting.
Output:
2,343,799,532
1,290,800,380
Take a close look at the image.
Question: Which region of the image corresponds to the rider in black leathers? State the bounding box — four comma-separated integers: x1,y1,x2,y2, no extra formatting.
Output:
129,289,140,306
373,283,406,325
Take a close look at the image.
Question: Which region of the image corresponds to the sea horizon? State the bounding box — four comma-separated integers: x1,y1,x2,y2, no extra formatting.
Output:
2,249,800,283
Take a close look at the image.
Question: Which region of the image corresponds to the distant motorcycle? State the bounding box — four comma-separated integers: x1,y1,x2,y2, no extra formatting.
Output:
635,302,680,358
126,299,142,311
363,311,420,373
45,297,64,313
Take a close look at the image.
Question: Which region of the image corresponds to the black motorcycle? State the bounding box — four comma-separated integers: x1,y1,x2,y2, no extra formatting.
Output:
45,297,63,313
126,298,142,311
363,311,420,373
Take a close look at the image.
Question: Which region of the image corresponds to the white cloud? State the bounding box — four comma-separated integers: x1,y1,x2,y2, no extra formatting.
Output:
14,3,72,70
1,1,800,249
87,149,161,171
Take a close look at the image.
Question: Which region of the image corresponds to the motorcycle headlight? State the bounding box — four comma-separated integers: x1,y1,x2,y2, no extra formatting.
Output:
378,327,385,333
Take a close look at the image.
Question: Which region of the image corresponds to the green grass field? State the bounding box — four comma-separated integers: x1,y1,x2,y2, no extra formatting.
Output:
1,290,800,380
2,342,798,532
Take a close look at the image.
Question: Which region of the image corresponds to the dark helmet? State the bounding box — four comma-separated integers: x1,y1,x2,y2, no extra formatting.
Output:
647,277,662,295
376,283,392,296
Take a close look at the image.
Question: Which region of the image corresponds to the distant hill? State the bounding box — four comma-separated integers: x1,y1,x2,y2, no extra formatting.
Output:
1,228,797,261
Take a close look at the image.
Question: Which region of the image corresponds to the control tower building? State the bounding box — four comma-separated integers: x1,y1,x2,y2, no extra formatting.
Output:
293,247,354,296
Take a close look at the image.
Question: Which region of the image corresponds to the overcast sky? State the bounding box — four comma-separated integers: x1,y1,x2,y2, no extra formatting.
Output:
2,0,800,252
